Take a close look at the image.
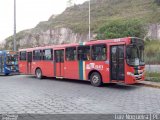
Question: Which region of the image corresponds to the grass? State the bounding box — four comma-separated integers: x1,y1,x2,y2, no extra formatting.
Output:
145,40,160,64
145,72,160,82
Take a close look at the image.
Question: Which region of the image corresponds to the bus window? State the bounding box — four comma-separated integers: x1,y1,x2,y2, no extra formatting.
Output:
20,51,26,61
43,49,53,60
33,50,42,60
78,46,90,61
91,44,107,61
55,50,64,62
66,47,77,61
14,55,18,65
6,55,15,65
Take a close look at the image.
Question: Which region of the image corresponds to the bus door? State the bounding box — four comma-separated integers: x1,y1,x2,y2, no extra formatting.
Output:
27,52,32,74
110,45,125,81
54,49,64,77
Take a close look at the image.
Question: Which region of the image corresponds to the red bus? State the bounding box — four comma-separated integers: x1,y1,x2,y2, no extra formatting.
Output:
18,37,145,87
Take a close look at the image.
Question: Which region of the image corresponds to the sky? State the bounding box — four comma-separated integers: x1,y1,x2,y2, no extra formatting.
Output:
0,0,88,43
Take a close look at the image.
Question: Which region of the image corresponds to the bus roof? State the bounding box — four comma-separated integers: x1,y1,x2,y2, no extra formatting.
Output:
19,37,142,52
0,50,18,55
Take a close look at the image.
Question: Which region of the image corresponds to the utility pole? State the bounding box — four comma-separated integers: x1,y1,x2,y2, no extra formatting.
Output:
88,0,91,41
14,0,16,51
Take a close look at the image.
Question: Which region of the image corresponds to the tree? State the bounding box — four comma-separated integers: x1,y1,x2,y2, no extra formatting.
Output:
96,19,147,39
67,0,74,7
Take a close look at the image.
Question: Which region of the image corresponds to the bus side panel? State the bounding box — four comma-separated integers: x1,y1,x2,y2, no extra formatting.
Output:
55,62,61,76
101,62,110,83
82,61,110,83
64,61,79,79
32,61,43,76
19,61,27,74
41,61,54,77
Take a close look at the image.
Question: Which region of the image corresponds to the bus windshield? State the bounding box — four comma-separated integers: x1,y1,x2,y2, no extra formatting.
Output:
126,44,144,66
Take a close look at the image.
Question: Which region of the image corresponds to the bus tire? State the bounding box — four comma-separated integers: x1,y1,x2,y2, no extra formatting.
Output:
90,72,103,87
35,68,43,79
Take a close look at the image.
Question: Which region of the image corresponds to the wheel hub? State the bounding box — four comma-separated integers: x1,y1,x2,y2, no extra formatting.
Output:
92,75,99,84
36,70,41,78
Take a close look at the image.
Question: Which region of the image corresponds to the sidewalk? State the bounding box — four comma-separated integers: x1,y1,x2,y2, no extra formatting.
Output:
139,81,160,88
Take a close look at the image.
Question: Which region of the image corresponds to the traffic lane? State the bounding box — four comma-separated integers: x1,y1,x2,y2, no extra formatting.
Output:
0,75,160,114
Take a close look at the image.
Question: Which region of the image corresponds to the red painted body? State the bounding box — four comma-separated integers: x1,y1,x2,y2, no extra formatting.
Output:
19,37,145,85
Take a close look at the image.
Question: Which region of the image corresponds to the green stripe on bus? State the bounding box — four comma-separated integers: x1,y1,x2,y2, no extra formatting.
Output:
79,42,83,45
79,42,84,80
79,61,83,80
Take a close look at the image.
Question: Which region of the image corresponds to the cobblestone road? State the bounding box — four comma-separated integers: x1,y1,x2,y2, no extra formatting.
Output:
0,75,160,114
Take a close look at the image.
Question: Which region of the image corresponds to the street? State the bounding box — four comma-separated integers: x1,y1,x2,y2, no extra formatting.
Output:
145,65,160,72
0,75,160,114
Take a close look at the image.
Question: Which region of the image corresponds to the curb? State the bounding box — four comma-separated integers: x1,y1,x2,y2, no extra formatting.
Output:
138,81,160,89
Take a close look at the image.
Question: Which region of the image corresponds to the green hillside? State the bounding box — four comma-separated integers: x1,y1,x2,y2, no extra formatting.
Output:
6,0,160,41
4,0,160,52
35,0,160,33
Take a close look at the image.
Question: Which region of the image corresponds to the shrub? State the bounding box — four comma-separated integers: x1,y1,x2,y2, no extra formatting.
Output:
96,19,147,39
145,40,160,64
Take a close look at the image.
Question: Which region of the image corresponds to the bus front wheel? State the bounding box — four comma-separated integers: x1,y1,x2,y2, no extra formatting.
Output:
90,72,103,87
35,68,43,79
